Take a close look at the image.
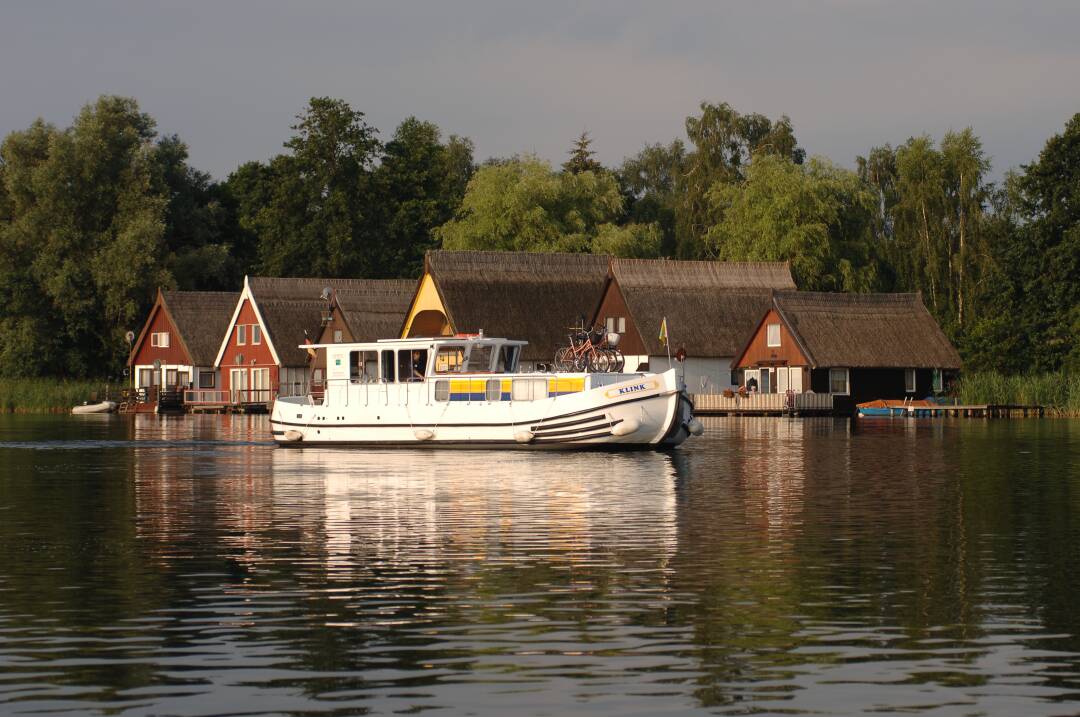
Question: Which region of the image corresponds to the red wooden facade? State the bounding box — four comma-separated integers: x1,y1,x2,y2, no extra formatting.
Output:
735,309,808,369
130,303,192,370
218,299,278,398
592,279,648,356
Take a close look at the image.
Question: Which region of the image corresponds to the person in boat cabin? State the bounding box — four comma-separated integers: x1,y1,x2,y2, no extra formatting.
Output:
411,350,426,380
747,376,759,393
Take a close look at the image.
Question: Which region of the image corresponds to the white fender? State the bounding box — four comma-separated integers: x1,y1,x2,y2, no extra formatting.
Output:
611,418,640,436
687,418,704,436
283,429,304,442
514,430,535,443
414,429,435,441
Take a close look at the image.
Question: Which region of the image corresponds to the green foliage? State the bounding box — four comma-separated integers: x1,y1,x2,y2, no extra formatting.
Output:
0,97,171,377
705,155,879,291
677,102,805,257
955,371,1080,413
249,97,382,277
436,156,656,254
371,117,474,277
618,141,686,256
0,377,113,413
562,132,605,175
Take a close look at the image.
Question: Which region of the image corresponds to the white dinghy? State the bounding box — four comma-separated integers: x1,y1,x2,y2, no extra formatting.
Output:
271,335,700,449
71,401,117,415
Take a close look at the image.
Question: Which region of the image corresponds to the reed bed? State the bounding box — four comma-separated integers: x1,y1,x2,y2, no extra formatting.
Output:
0,378,116,414
955,371,1080,415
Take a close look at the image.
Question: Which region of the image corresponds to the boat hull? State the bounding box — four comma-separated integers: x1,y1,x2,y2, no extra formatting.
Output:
271,370,692,450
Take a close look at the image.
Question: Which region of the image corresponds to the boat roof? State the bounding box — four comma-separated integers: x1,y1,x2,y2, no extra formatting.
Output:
302,335,528,351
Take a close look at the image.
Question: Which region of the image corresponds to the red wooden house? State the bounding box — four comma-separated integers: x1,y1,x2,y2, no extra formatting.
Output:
733,291,962,412
127,290,240,408
212,276,381,408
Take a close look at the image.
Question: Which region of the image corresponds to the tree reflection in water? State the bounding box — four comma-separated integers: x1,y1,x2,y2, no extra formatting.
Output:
0,414,1078,715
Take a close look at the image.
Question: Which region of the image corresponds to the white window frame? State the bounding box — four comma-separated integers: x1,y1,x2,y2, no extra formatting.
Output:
905,368,916,393
829,368,850,396
237,324,246,346
617,317,626,334
606,317,615,333
933,369,944,393
150,331,169,348
333,329,343,343
766,323,781,347
251,324,261,345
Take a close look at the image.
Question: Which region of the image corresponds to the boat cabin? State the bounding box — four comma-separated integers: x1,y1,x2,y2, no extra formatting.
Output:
309,335,614,408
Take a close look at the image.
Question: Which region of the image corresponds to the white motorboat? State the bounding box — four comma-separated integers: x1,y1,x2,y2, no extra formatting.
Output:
271,335,701,449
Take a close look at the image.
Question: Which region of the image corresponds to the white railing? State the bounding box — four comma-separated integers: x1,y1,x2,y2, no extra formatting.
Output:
183,389,276,405
692,392,834,413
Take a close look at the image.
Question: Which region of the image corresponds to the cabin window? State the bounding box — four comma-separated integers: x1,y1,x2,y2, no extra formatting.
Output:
381,350,396,382
333,330,343,343
905,368,916,393
465,344,494,372
829,368,849,395
177,370,190,387
349,351,361,382
398,350,420,382
434,346,466,373
150,331,170,348
251,325,262,345
166,369,178,386
486,379,503,401
237,324,246,346
933,369,943,393
199,371,215,389
434,380,450,402
512,378,548,401
495,345,520,373
349,350,378,382
767,323,781,347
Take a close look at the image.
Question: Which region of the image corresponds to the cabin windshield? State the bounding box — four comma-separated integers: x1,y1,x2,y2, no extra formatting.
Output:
495,344,520,373
434,345,466,373
464,344,494,372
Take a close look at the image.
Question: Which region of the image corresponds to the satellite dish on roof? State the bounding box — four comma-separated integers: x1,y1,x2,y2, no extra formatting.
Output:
125,330,135,345
320,287,332,301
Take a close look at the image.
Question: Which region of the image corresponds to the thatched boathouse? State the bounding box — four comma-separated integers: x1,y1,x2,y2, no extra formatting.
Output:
128,289,239,405
591,259,797,392
213,276,410,407
401,250,611,370
733,291,962,411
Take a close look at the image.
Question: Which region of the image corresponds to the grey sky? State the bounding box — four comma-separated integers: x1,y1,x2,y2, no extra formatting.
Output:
3,1,1077,181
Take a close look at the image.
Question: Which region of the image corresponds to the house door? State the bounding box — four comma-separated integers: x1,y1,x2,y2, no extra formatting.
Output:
230,368,248,403
759,369,771,394
250,368,270,402
777,367,789,393
788,367,803,392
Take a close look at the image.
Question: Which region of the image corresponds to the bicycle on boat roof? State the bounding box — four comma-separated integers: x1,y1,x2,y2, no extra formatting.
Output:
553,320,625,372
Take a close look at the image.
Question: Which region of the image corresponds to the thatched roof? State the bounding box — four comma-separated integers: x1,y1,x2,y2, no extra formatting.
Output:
426,250,611,362
611,258,796,357
334,280,417,342
771,291,961,369
247,277,375,366
158,291,239,365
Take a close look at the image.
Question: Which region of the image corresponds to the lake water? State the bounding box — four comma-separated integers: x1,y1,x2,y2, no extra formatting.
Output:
1,415,1079,716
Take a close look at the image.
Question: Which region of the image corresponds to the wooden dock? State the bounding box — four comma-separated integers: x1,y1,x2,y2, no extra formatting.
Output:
900,404,1044,418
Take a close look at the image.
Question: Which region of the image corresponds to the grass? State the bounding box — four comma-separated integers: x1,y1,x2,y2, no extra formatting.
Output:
0,378,119,414
955,370,1080,415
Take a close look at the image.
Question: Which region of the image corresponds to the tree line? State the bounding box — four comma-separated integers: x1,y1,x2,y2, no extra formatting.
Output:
0,95,1076,378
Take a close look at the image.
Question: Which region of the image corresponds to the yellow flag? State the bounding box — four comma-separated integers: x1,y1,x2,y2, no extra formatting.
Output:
658,317,668,346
